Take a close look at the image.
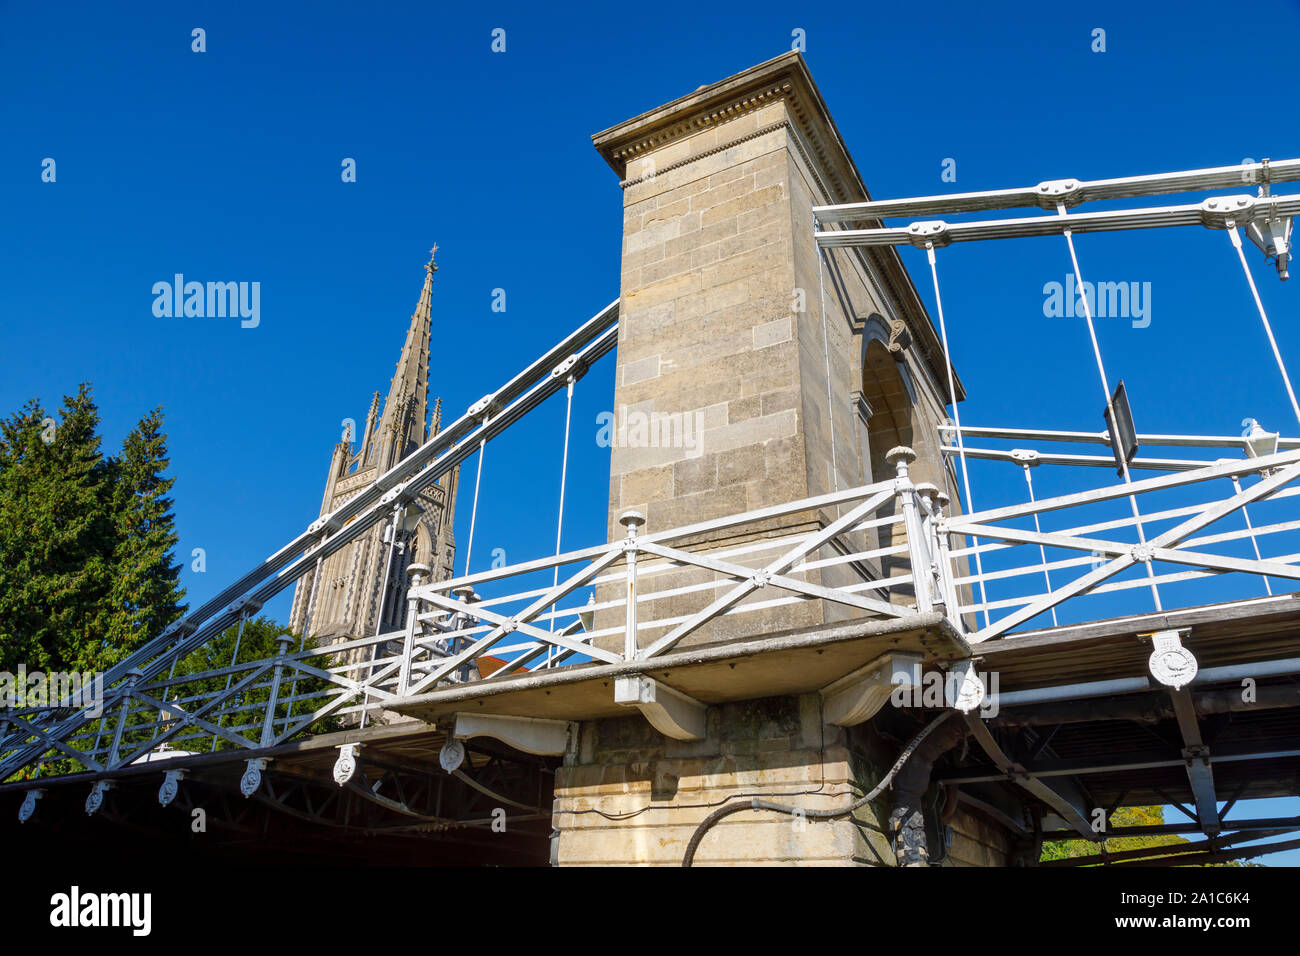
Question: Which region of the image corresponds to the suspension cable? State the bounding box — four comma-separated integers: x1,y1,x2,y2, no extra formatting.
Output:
463,436,487,576
1020,463,1058,626
1227,225,1300,430
547,376,577,664
924,243,990,628
1058,206,1162,610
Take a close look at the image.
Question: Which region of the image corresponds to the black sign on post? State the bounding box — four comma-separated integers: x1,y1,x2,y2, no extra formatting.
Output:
1104,380,1139,476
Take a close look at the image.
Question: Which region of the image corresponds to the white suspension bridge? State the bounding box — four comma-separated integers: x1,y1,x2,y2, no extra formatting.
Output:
4,156,1300,864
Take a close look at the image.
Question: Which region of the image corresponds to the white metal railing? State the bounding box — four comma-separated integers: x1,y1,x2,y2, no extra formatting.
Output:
0,626,426,780
8,431,1300,781
937,425,1300,639
394,436,1300,684
395,462,922,698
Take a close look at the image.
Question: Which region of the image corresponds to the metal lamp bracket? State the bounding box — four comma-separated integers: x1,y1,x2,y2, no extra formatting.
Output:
1244,207,1293,280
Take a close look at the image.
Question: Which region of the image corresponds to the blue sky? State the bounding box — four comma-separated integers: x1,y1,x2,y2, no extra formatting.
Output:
3,0,1300,862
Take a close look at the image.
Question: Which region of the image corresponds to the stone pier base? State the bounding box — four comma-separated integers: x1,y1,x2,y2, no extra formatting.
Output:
551,694,897,866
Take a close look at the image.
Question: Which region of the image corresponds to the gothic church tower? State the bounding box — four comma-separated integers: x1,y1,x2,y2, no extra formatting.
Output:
289,247,459,642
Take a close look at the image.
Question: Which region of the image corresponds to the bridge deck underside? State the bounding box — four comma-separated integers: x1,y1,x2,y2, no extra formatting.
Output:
6,596,1298,859
980,594,1300,687
0,720,558,864
961,594,1300,836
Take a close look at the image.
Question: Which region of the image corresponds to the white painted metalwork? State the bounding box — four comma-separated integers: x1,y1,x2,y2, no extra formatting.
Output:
332,743,361,786
813,160,1298,280
158,769,185,806
813,159,1300,223
0,300,619,783
6,162,1300,787
923,244,990,625
815,196,1300,249
18,789,43,823
6,425,1300,781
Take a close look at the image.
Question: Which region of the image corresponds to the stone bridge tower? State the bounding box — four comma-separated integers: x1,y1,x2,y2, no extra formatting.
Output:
288,249,459,645
550,53,1005,867
589,52,965,650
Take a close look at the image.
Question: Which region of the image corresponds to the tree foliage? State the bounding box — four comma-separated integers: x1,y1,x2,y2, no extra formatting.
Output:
1041,805,1256,866
1,385,339,779
0,385,186,673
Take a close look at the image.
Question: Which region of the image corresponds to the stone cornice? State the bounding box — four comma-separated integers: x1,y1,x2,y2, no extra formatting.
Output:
592,52,964,403
600,80,793,170
619,119,793,189
592,52,868,207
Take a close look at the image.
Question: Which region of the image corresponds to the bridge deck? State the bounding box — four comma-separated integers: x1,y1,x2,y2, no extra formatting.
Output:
390,612,964,724
981,592,1300,689
6,595,1298,859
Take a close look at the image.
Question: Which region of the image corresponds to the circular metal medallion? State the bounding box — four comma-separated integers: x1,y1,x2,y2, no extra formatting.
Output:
439,738,466,773
1149,647,1198,689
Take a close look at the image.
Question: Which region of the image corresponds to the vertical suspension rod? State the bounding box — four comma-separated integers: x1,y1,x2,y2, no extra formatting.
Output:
924,242,991,627
1058,204,1162,611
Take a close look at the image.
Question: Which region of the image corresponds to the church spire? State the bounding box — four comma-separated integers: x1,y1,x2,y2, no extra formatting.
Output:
377,245,437,468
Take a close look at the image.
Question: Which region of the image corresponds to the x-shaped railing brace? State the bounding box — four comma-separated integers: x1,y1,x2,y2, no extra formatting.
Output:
953,458,1300,642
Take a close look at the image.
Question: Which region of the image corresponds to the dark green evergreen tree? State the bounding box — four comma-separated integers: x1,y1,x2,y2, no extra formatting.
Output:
0,385,116,674
104,407,185,662
0,386,185,676
1,386,335,776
